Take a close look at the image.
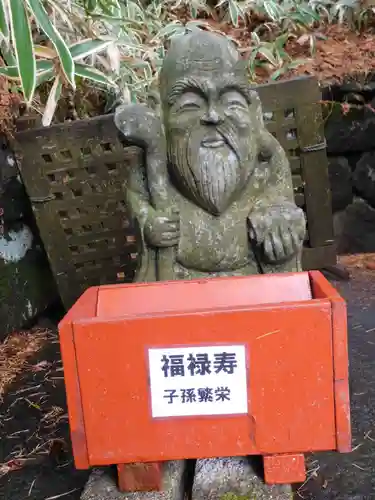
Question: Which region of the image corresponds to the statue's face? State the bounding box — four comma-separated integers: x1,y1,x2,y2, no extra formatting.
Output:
165,76,257,215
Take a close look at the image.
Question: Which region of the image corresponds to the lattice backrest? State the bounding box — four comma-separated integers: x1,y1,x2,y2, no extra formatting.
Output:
256,77,333,249
14,116,142,307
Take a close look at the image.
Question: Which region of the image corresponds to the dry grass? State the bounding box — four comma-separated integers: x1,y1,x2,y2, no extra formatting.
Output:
339,253,375,270
0,436,68,480
0,327,50,401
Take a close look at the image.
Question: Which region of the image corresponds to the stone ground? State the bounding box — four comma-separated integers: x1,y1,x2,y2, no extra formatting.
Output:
0,268,374,500
295,268,375,500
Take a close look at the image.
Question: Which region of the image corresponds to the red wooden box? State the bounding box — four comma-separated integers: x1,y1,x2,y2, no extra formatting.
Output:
58,271,351,486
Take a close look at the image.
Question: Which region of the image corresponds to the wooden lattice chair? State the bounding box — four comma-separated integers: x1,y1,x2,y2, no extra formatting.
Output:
14,76,339,308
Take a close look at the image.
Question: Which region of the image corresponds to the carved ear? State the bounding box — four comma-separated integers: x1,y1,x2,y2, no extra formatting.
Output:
114,104,129,134
147,90,162,117
233,58,248,76
249,89,265,127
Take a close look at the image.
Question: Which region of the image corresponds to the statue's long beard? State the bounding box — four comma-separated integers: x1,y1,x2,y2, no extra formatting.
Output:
169,123,249,215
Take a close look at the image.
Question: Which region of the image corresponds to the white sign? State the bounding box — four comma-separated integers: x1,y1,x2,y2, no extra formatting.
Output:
148,344,248,418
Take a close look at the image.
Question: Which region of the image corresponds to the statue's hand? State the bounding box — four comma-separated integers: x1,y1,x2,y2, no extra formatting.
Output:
248,203,306,263
144,207,180,248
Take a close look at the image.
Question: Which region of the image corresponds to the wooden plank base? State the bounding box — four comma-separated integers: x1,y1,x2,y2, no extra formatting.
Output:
117,462,163,492
263,453,306,484
322,263,351,281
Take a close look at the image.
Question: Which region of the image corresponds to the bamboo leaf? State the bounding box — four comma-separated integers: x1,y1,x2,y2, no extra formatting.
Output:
270,59,307,80
1,44,16,66
247,48,259,78
0,0,9,39
107,43,121,74
47,0,74,31
228,0,239,26
270,66,287,81
0,65,19,79
35,60,55,87
0,59,53,81
42,76,62,127
257,47,278,66
251,31,261,45
36,68,55,86
85,0,97,13
36,60,54,72
156,21,184,38
9,0,36,105
107,0,121,17
97,0,121,17
75,63,117,87
27,0,75,88
34,44,57,60
69,38,113,60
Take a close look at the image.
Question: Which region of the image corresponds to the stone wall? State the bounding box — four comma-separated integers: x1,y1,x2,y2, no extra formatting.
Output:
324,80,375,255
0,135,57,340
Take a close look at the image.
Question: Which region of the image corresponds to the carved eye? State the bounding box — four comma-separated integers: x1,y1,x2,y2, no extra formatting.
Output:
174,91,205,113
180,101,202,111
228,100,246,108
221,91,248,110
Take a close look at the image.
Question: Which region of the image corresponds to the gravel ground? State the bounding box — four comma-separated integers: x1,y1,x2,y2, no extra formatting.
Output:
297,269,375,500
0,269,374,500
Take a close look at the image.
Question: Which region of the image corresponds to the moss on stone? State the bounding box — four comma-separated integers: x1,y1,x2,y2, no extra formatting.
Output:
220,493,255,500
0,230,57,339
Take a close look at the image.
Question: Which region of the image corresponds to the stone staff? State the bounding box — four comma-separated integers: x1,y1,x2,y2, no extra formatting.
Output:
114,103,177,281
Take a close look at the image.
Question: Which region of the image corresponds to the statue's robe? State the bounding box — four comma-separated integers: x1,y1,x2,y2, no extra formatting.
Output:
126,134,302,282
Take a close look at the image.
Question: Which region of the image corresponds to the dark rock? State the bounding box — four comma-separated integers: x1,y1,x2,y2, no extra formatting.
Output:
0,222,57,340
324,103,375,154
343,92,365,105
353,152,375,208
337,198,375,254
0,176,30,222
321,73,375,101
0,139,57,339
332,210,347,241
0,148,18,188
0,145,31,222
346,152,363,172
328,156,353,212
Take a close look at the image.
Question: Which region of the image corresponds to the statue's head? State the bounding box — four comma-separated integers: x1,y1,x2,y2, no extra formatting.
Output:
159,29,260,215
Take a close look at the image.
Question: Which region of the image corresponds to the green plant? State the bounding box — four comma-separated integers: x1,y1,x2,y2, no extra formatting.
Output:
247,31,308,80
0,0,124,124
0,0,367,127
165,0,212,18
0,0,215,124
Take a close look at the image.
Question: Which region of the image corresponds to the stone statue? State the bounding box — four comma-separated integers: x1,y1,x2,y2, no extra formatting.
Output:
115,28,306,282
112,28,305,500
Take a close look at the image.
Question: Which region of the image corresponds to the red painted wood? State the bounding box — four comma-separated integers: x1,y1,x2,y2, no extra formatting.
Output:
263,453,306,484
58,271,351,486
57,286,99,469
310,271,352,452
117,462,163,492
95,272,312,319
